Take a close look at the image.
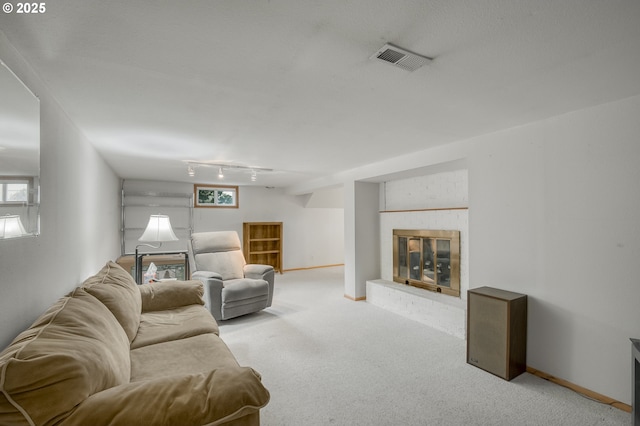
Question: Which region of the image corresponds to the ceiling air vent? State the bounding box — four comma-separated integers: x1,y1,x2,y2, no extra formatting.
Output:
370,43,432,72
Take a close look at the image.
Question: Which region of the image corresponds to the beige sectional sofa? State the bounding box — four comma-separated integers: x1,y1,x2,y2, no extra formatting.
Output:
0,261,270,426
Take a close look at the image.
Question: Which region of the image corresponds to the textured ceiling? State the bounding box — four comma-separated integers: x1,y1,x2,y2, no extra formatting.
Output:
1,0,639,189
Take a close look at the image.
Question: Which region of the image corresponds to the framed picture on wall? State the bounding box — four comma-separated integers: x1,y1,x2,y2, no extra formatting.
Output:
194,184,239,208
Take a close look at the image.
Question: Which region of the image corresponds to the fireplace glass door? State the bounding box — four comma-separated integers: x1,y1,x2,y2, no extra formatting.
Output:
393,229,460,297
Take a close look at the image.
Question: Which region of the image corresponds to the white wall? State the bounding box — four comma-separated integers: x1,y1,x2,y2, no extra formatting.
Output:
468,95,640,404
0,35,121,349
123,180,345,270
344,181,379,299
383,170,468,211
330,93,640,405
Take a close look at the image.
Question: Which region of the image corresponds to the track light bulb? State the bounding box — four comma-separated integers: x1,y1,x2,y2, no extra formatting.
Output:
218,167,224,178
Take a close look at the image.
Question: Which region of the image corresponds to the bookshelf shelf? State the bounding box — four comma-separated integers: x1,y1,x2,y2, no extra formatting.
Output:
243,222,283,273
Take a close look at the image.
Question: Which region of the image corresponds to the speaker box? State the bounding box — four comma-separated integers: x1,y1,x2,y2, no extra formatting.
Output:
467,286,527,381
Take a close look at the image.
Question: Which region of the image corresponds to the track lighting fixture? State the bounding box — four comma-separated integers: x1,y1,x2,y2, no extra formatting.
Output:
185,161,273,182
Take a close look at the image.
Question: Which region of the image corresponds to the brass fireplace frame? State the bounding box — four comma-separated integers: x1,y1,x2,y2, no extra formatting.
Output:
393,229,461,297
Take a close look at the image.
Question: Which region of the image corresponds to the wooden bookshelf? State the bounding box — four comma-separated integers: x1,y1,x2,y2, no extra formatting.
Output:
242,222,283,273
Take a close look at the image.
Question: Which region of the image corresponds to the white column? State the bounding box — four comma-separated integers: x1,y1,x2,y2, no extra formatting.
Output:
344,181,380,300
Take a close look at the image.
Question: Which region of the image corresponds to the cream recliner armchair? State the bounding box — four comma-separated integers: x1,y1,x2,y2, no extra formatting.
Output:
188,231,275,321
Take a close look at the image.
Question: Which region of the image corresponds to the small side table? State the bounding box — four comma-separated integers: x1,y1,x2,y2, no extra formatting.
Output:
116,252,189,283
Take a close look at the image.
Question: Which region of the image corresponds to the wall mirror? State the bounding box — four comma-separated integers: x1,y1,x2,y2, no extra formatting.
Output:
0,60,40,239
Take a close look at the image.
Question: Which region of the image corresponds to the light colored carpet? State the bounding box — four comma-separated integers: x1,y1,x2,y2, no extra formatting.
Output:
219,266,631,426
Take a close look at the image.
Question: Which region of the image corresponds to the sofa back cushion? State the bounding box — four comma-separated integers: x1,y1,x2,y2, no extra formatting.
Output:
81,261,142,342
191,231,246,280
0,288,131,426
138,279,205,313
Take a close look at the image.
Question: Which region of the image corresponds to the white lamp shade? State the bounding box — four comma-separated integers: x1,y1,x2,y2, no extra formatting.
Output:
0,215,27,238
138,215,179,242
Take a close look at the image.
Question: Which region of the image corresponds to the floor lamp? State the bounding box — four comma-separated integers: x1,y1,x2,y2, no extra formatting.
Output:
135,214,179,284
0,214,27,239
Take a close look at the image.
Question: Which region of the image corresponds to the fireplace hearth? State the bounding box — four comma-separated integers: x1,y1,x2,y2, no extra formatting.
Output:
393,229,461,297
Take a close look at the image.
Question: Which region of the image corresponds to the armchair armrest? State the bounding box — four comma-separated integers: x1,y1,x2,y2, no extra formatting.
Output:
243,264,275,308
192,270,223,280
60,367,270,426
191,271,224,321
243,264,273,280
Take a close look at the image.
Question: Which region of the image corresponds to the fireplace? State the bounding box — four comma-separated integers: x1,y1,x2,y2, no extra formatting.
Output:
392,229,461,297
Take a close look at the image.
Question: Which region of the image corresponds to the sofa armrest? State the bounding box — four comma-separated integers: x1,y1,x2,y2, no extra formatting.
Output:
60,367,270,426
244,264,275,308
191,271,224,321
139,280,204,312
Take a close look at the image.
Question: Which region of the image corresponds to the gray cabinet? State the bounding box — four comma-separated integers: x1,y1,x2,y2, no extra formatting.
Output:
467,286,527,381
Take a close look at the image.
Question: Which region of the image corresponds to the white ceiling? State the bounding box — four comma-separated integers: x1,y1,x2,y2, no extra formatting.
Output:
1,0,640,189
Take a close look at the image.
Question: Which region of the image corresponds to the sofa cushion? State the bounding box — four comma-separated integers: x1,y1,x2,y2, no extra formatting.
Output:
139,280,205,312
0,288,130,426
81,260,142,343
59,368,270,426
130,334,240,382
131,304,219,350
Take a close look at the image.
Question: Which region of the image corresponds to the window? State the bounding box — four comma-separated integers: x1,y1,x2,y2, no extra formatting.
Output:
194,184,239,208
0,177,34,205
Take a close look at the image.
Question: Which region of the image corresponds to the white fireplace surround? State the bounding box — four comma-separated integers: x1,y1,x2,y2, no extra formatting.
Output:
367,169,469,339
